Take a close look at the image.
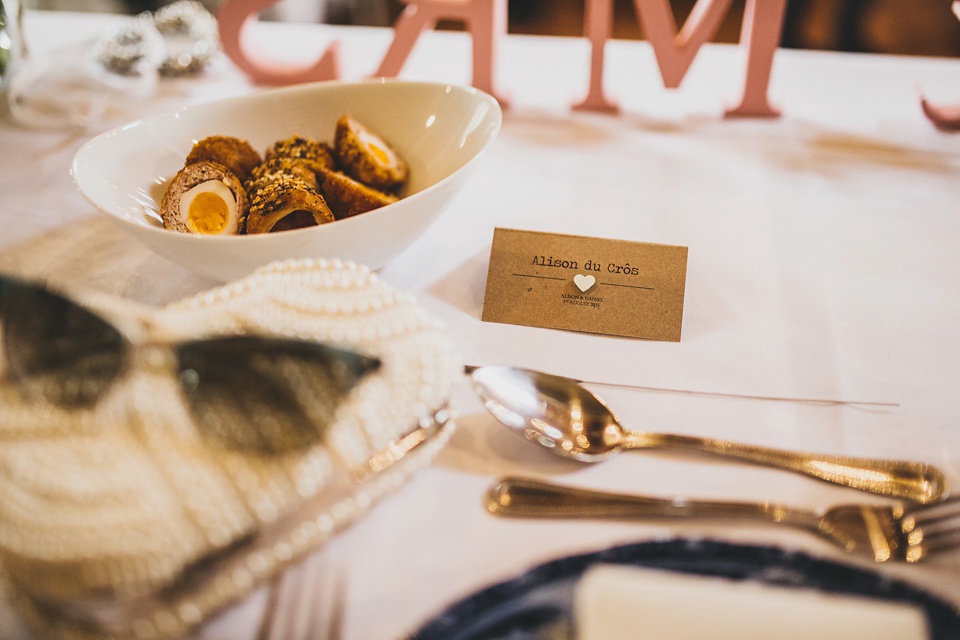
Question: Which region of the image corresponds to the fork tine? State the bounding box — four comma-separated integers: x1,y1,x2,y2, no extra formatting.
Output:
258,551,343,640
910,495,960,526
286,554,327,640
323,569,347,640
905,496,960,558
257,570,291,640
921,529,960,556
260,561,310,640
301,553,347,640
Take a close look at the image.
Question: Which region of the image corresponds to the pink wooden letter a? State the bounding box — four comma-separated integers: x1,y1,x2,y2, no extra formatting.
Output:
217,0,340,85
375,0,509,104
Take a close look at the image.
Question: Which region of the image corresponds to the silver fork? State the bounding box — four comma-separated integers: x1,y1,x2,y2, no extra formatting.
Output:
487,476,960,563
257,551,345,640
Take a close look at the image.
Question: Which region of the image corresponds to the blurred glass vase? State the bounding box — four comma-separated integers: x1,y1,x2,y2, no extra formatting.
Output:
5,10,162,130
0,0,25,91
5,1,218,130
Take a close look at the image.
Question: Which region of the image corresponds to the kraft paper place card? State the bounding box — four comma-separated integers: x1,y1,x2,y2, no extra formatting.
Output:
481,228,688,341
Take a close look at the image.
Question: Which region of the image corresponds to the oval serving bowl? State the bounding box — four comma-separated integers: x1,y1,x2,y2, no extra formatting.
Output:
72,79,502,281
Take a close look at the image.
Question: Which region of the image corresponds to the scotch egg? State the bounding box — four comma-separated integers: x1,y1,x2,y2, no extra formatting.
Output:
318,167,397,220
335,115,409,192
185,135,263,182
160,161,247,235
245,175,334,234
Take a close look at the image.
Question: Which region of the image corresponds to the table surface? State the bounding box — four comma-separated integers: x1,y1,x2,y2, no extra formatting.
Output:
1,10,959,640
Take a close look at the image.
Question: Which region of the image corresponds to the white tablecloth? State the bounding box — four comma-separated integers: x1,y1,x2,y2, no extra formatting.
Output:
1,10,959,640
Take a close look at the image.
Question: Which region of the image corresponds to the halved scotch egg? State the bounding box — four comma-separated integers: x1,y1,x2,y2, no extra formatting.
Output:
334,115,408,192
160,161,247,235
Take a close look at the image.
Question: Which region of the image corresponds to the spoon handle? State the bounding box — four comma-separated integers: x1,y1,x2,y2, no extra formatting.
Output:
629,432,946,504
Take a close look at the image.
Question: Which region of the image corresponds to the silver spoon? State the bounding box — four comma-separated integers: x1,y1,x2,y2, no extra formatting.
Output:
469,366,947,504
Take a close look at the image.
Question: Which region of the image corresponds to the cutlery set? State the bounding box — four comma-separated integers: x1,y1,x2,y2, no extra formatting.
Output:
468,365,959,563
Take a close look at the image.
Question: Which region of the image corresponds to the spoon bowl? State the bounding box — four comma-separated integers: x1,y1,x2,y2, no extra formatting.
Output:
472,365,623,462
470,365,947,504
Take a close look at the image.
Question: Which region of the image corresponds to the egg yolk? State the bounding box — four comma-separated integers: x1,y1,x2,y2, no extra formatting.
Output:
187,191,229,234
366,141,390,166
359,129,393,166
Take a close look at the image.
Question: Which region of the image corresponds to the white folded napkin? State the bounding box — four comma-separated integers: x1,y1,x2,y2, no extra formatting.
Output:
575,564,929,640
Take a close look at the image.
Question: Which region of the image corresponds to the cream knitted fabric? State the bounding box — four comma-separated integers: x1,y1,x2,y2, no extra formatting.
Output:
0,258,461,640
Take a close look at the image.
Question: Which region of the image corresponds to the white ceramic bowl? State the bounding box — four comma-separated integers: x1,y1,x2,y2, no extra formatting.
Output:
72,79,502,281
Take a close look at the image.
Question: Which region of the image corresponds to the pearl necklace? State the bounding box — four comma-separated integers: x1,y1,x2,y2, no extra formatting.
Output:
0,257,461,640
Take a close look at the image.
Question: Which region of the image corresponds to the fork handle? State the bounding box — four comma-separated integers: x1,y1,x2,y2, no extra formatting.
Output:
630,433,947,504
485,476,816,530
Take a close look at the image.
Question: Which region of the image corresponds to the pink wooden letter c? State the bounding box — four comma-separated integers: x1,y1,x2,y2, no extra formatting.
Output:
217,0,340,85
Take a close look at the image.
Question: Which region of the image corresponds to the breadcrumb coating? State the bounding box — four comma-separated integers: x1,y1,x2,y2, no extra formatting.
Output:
185,136,262,181
246,156,320,192
318,168,398,220
245,175,334,234
265,136,336,173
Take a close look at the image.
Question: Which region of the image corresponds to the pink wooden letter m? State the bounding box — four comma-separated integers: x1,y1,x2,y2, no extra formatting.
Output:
576,0,788,117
